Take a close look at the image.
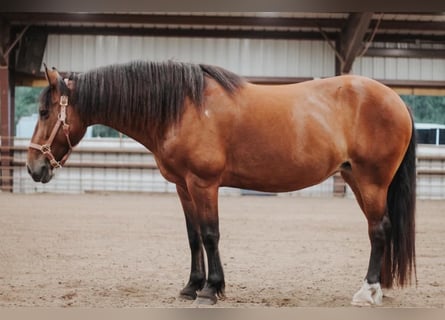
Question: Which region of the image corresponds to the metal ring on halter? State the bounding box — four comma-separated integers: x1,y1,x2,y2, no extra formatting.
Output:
41,144,51,154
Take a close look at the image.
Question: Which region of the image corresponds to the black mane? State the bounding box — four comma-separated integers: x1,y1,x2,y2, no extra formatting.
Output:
70,60,244,131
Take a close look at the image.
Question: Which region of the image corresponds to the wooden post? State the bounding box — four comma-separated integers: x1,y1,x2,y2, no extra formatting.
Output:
333,172,346,197
0,18,13,192
338,13,373,74
0,66,13,192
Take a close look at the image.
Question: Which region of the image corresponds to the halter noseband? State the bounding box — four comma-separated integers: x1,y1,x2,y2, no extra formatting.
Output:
29,95,73,169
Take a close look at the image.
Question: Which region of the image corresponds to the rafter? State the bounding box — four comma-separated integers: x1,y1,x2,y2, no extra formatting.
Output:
2,13,345,29
12,25,336,41
365,47,445,59
338,12,374,74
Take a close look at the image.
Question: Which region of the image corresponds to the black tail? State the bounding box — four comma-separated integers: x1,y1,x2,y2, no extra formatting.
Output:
382,111,417,288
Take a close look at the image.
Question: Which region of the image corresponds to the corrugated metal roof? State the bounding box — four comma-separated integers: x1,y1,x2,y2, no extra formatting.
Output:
4,12,444,44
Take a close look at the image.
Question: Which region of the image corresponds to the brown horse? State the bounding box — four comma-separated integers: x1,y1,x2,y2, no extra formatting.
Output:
27,60,416,306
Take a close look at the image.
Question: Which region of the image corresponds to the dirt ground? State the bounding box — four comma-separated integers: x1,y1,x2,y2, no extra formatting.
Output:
0,192,443,308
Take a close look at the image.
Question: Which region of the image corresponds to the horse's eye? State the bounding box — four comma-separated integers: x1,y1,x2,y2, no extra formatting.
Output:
39,109,49,118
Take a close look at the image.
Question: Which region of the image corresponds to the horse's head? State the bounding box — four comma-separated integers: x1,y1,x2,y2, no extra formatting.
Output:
27,65,86,183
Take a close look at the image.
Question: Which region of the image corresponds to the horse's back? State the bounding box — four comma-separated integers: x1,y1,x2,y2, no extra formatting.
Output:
161,75,412,193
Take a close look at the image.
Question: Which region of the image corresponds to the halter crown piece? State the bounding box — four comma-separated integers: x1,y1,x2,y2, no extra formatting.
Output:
29,95,74,168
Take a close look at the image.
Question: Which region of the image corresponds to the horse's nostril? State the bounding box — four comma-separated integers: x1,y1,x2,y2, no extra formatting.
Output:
27,162,45,182
31,171,42,182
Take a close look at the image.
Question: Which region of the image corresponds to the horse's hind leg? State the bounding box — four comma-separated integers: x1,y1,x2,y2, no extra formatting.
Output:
351,183,389,306
342,165,390,304
176,185,206,300
341,169,364,211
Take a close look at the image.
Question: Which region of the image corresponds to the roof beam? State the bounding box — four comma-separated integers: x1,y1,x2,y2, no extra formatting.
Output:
365,47,445,59
375,19,445,32
372,33,445,44
2,13,345,30
338,12,374,74
13,25,335,41
4,13,445,44
4,13,445,34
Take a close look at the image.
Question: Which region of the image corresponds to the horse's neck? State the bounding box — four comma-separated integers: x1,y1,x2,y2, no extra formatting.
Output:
86,109,160,154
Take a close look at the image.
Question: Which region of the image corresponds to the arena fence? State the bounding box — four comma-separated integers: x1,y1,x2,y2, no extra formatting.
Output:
1,137,445,199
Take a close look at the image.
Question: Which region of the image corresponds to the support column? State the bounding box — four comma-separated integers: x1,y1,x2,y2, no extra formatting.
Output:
0,17,13,192
337,13,374,74
0,66,13,192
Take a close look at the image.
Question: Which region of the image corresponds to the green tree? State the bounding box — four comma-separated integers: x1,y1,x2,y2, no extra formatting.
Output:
92,125,121,138
15,86,42,126
400,95,445,124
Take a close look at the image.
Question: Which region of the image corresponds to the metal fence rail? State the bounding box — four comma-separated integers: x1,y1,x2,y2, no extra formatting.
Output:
2,137,445,198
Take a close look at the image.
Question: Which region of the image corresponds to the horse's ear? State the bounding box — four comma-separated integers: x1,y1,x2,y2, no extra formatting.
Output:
44,63,60,88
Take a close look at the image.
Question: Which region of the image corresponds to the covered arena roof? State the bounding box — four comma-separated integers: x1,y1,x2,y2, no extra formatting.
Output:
1,12,444,79
3,12,444,43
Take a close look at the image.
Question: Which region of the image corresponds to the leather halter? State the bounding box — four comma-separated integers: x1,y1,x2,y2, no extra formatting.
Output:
29,95,73,169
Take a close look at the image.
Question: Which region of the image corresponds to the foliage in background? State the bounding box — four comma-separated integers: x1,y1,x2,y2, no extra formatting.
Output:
15,87,41,126
400,95,445,125
92,125,121,137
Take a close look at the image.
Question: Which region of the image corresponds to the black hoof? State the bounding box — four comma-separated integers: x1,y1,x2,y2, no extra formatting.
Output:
179,287,198,301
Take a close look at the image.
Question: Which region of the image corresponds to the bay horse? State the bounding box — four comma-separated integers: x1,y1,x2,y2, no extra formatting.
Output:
27,60,416,306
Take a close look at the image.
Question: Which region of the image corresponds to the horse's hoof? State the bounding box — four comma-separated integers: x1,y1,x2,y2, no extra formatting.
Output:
179,288,197,301
194,296,217,305
179,293,196,301
351,280,383,307
351,299,372,307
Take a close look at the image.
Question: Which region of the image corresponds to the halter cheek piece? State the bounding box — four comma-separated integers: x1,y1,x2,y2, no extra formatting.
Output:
29,95,73,169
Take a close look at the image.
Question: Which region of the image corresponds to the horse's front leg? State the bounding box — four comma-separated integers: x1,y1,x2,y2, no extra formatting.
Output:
176,185,206,300
187,180,225,305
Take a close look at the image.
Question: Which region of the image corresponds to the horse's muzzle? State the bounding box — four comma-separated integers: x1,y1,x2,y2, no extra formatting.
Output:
27,160,54,184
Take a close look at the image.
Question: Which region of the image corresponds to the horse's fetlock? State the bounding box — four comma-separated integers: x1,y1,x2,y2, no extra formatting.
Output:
189,271,205,286
201,230,220,249
207,274,225,288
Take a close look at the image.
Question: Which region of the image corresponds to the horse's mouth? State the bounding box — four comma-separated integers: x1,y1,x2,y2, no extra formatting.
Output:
27,161,54,184
40,169,54,183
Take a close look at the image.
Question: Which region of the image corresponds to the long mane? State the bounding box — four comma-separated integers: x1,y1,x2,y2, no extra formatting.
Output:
71,60,244,131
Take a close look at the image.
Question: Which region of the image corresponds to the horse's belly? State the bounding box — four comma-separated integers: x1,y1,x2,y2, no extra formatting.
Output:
222,161,338,193
224,180,325,193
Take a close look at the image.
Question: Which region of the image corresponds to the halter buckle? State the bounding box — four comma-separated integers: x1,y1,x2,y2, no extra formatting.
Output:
49,159,62,169
41,144,51,154
60,95,68,107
